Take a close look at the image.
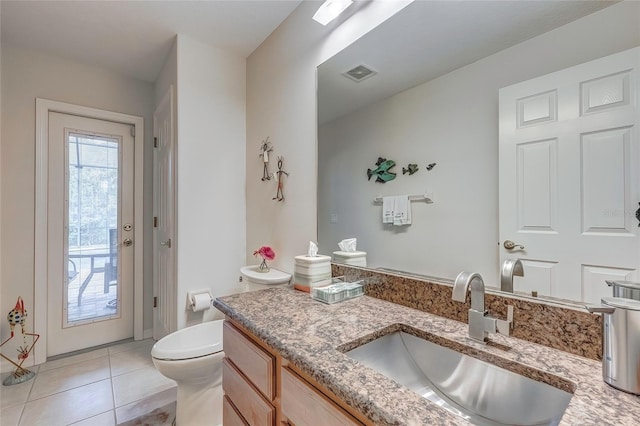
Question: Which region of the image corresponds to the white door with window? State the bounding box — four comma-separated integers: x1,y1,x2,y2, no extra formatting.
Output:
499,47,640,304
47,112,135,356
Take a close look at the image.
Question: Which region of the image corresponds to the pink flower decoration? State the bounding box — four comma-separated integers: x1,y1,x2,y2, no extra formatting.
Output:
253,246,276,261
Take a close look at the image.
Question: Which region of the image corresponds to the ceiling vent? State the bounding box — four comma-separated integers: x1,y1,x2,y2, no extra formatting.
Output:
342,65,377,82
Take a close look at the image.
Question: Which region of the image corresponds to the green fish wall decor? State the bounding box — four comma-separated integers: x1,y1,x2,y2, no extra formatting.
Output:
367,157,396,183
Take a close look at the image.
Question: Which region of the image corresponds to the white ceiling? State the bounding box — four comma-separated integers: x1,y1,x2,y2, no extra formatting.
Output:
1,0,304,83
318,1,618,124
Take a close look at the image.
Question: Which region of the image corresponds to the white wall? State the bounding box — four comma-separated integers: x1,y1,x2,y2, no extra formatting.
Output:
155,37,177,107
175,35,246,328
246,0,411,273
0,44,155,365
319,1,640,286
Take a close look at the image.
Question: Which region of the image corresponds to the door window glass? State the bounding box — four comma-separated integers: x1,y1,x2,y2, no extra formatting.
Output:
65,132,120,324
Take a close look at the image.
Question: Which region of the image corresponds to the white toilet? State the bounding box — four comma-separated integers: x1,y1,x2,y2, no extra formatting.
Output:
240,265,292,291
151,267,291,425
151,320,225,426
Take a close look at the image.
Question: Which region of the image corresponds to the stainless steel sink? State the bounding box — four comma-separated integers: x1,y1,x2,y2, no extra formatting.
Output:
345,331,573,426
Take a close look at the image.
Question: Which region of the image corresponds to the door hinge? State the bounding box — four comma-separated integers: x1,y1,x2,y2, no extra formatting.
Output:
130,126,136,137
153,216,158,228
154,137,158,148
153,296,158,308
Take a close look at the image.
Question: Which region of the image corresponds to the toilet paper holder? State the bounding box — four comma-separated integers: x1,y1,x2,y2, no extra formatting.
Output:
186,290,213,312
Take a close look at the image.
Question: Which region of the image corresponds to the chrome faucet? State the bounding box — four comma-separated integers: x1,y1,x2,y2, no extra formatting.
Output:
500,259,524,293
452,271,513,343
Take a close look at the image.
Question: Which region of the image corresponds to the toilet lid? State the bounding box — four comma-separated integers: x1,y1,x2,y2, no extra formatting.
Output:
240,265,292,285
151,320,224,360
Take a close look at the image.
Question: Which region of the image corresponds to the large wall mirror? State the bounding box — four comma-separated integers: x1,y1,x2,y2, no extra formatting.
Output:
317,1,640,305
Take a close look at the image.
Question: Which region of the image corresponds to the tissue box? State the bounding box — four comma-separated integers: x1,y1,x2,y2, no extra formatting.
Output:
294,255,331,292
293,271,332,285
295,254,332,265
332,251,367,267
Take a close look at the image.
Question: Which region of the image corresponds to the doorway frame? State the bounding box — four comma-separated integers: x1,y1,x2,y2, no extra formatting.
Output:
34,98,144,365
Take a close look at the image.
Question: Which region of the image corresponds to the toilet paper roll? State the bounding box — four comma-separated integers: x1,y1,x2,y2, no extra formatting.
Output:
191,293,212,312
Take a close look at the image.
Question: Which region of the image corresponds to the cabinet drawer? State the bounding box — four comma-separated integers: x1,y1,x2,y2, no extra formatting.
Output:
281,367,361,426
223,321,274,400
223,395,248,426
223,359,274,426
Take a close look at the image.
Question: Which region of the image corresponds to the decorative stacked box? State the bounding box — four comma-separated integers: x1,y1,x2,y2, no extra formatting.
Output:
311,278,364,304
293,254,332,292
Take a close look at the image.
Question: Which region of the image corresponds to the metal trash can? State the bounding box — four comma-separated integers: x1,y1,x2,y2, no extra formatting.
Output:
605,280,640,301
587,297,640,395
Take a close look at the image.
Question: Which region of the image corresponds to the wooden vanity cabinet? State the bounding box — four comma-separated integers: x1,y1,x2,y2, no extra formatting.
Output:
222,321,275,426
222,319,370,426
280,366,362,426
223,395,249,426
223,321,274,399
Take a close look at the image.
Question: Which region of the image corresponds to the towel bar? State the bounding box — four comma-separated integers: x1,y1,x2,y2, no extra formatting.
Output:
373,193,434,203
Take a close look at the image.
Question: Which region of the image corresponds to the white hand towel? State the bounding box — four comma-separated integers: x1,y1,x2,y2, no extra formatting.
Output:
393,195,412,226
404,196,412,225
382,196,395,224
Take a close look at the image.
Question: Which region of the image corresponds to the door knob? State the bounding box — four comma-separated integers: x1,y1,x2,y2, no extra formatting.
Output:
160,239,172,248
122,238,133,247
503,240,524,250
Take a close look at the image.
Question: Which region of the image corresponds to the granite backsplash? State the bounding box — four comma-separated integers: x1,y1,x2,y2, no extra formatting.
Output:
332,263,601,360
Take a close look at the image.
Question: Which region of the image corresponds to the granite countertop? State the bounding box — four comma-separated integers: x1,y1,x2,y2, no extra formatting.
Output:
214,288,639,425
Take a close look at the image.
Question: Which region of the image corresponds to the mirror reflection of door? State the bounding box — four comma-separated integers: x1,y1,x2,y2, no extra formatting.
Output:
316,1,638,304
499,47,640,305
47,112,135,356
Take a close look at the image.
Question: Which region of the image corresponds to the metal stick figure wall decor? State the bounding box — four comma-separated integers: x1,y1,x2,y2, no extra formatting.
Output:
272,156,289,202
259,137,273,181
0,297,40,385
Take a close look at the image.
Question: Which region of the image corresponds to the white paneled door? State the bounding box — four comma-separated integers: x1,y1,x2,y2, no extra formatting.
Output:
499,47,640,304
153,86,176,340
47,112,135,356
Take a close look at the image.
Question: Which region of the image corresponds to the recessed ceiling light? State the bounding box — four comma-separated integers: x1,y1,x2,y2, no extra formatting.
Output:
312,0,354,26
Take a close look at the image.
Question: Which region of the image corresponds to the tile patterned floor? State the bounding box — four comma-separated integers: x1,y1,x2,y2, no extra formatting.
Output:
0,339,177,426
